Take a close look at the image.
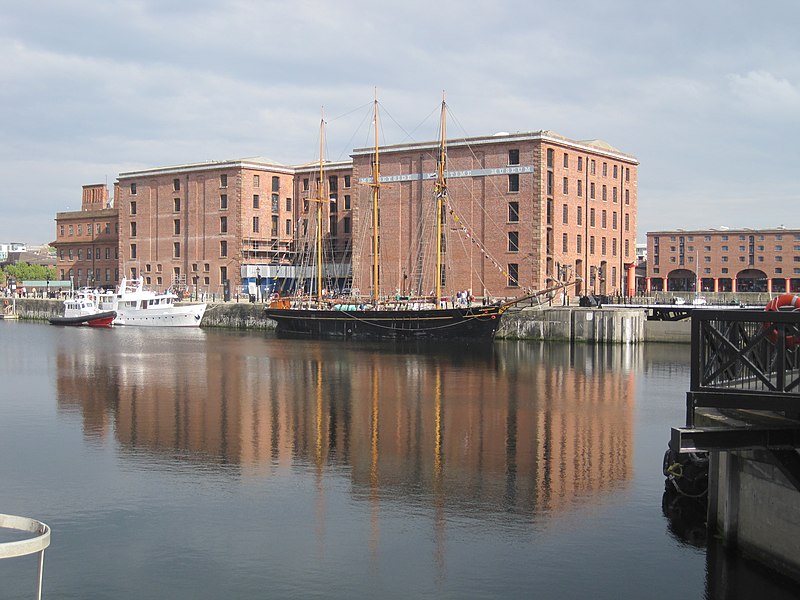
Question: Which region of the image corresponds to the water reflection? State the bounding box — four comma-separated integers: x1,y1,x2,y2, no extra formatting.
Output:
0,323,785,598
56,333,636,525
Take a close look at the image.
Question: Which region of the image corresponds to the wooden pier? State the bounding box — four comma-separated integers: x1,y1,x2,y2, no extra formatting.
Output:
670,307,800,581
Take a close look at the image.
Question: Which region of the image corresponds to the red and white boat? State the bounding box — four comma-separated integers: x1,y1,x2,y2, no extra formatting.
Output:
48,295,116,327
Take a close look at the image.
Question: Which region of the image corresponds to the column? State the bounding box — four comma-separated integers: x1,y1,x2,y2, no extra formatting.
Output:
626,263,636,298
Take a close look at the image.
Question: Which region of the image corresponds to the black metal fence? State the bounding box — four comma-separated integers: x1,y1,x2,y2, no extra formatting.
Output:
687,308,800,426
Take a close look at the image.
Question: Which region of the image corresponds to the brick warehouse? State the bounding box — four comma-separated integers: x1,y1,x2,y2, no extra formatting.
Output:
53,184,120,289
646,228,800,294
117,159,296,294
350,131,638,299
103,130,638,299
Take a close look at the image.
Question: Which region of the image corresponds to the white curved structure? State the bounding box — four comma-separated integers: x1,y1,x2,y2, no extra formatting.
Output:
0,513,51,600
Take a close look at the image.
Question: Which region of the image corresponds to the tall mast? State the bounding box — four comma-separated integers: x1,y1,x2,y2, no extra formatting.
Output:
370,92,381,304
434,94,447,305
316,110,326,305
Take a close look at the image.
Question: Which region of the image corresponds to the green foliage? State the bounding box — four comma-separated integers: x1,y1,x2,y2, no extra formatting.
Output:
1,262,57,283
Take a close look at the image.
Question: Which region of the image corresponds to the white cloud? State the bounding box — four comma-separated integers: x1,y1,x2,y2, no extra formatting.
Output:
728,70,800,117
1,0,800,242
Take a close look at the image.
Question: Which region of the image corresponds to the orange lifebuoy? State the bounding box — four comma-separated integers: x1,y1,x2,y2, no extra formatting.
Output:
764,294,800,348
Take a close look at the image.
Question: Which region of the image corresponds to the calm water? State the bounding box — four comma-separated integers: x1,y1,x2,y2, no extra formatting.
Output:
1,321,798,599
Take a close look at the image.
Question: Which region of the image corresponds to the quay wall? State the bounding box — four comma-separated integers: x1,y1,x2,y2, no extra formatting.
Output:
498,306,647,343
710,450,800,581
5,299,690,343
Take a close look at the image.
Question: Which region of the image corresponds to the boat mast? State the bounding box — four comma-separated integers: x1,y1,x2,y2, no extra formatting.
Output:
316,110,326,305
434,94,447,305
370,92,381,304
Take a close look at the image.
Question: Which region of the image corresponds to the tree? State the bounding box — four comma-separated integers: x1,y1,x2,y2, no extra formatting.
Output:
1,262,57,283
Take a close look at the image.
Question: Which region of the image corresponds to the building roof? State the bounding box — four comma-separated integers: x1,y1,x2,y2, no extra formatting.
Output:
648,227,800,236
118,157,293,179
351,130,638,164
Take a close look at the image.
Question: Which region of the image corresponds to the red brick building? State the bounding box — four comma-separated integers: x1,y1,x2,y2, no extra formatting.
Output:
53,184,120,289
99,130,638,300
646,228,800,293
350,131,638,299
116,159,296,295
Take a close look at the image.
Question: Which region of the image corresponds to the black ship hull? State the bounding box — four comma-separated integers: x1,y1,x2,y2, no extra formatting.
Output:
263,305,504,341
48,310,117,327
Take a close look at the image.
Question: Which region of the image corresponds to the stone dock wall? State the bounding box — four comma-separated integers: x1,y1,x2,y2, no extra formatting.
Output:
3,298,689,343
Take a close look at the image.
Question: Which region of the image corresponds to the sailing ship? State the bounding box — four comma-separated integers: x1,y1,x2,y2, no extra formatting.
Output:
264,96,562,341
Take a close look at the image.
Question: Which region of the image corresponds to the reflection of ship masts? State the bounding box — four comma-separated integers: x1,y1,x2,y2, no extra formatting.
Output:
314,362,326,547
433,365,445,576
369,363,380,559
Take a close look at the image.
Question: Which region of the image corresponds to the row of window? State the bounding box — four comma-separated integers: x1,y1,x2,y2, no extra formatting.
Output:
60,268,118,284
130,243,183,259
131,193,357,216
507,172,632,205
59,222,116,237
137,263,213,273
506,201,631,233
659,255,800,264
652,267,800,276
301,175,352,192
504,230,630,257
543,148,632,180
511,148,633,182
655,233,800,243
129,174,286,196
128,266,229,287
59,247,118,261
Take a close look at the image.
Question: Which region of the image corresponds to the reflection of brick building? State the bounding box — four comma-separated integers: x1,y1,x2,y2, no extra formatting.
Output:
59,339,634,517
646,228,800,293
53,184,120,288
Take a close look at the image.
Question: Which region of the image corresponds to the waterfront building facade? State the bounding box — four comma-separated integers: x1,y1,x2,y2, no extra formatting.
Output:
116,159,297,296
56,128,637,300
290,160,355,293
53,184,120,289
646,228,800,293
349,131,638,299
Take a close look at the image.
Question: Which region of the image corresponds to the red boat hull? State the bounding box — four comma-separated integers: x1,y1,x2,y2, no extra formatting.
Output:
48,311,117,328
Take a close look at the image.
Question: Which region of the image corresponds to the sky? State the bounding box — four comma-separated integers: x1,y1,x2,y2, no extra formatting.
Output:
1,0,799,244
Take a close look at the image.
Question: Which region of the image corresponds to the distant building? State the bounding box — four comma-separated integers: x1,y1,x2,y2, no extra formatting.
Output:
53,184,119,288
0,242,27,263
646,227,800,293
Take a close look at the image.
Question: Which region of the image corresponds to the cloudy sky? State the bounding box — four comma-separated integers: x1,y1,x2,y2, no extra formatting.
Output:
1,0,798,244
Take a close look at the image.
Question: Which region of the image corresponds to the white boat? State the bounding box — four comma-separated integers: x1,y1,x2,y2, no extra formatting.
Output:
95,277,207,327
49,294,116,327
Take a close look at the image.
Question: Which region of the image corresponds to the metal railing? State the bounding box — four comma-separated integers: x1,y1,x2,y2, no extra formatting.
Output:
0,514,51,599
686,309,800,426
